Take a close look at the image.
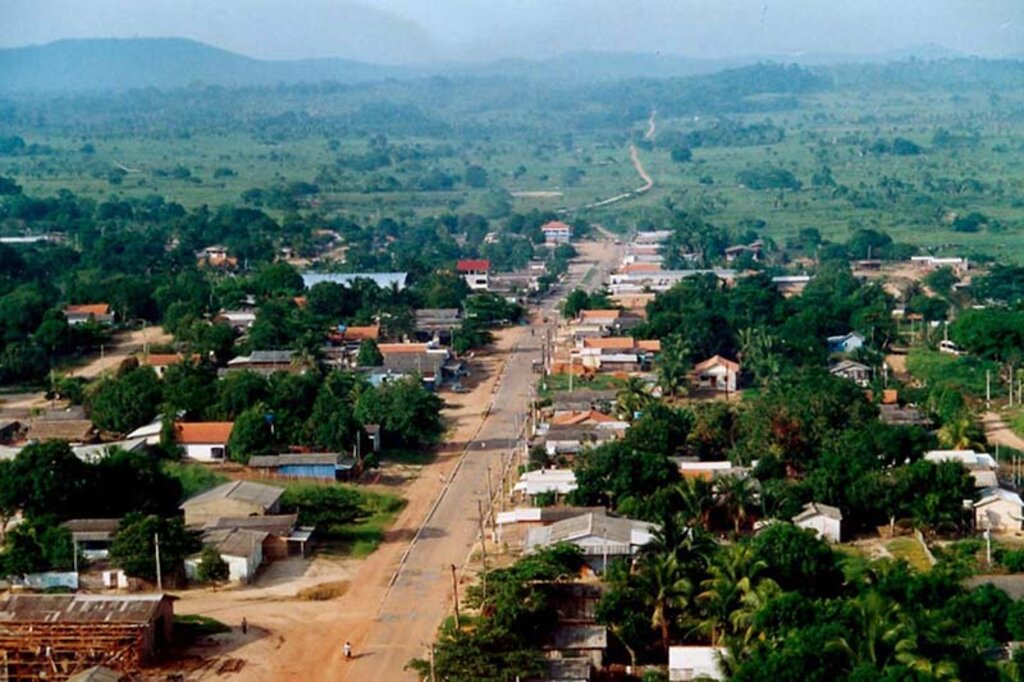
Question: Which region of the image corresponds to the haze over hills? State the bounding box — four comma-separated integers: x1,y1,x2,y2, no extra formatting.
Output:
0,37,1005,94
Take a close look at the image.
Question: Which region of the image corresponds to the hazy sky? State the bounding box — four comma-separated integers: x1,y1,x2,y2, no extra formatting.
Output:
2,0,1022,63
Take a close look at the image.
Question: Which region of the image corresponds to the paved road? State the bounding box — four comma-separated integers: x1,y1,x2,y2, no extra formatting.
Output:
345,239,621,680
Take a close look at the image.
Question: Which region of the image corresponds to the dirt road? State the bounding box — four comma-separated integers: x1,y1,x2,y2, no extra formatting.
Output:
983,412,1024,451
644,108,657,141
171,240,622,681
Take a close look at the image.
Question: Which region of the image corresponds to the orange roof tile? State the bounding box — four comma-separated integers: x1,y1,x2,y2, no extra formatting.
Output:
582,337,637,350
541,220,571,231
342,325,380,342
693,355,740,373
579,309,622,321
456,259,490,272
550,410,618,426
620,263,662,274
636,340,661,352
175,422,234,444
65,303,110,316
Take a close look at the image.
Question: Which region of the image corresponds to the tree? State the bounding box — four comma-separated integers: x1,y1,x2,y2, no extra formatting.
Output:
110,513,200,582
464,165,490,188
670,146,693,163
280,485,366,527
698,543,777,646
615,376,653,421
637,551,693,654
657,334,691,398
86,365,163,434
195,545,229,583
227,405,277,463
356,339,383,366
8,441,89,520
751,523,843,596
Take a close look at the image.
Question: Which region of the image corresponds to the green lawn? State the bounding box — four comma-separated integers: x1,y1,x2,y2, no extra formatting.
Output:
886,537,933,572
161,461,229,501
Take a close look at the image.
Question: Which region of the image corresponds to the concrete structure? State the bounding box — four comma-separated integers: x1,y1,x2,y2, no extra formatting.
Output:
456,259,490,291
693,355,740,392
525,510,656,573
925,450,999,489
64,303,114,326
226,350,310,375
724,240,763,262
181,480,283,527
792,503,843,543
248,453,356,481
215,309,256,331
772,275,812,297
669,646,726,681
202,514,312,559
513,469,578,501
186,527,266,583
415,308,462,341
827,331,866,354
911,255,969,274
975,487,1024,533
196,245,236,268
26,418,97,445
61,518,121,559
541,220,572,245
0,594,174,678
674,459,749,481
609,269,737,295
174,421,234,462
830,359,873,387
377,343,460,388
301,271,408,290
139,353,199,378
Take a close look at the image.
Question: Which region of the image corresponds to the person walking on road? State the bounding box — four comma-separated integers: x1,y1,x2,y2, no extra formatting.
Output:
240,617,248,635
343,640,353,660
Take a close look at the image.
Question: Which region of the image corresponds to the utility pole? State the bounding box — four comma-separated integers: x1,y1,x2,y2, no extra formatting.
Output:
429,644,437,682
987,370,992,410
477,500,488,601
154,533,162,592
486,465,495,534
450,564,460,630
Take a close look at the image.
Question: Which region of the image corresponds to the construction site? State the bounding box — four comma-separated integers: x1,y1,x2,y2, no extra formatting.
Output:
0,594,174,681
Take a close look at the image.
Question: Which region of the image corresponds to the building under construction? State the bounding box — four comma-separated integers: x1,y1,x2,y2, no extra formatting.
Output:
0,593,174,681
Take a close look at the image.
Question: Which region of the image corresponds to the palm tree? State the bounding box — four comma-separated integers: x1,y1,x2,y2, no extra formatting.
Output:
714,475,757,535
675,478,716,532
636,551,693,655
658,334,692,398
697,544,773,646
615,376,653,421
936,414,985,451
827,591,914,670
738,326,781,387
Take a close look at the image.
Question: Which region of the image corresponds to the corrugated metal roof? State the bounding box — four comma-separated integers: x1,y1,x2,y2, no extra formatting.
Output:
181,480,283,510
0,594,170,624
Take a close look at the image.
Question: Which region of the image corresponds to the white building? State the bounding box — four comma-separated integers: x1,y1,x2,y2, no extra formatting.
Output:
975,488,1024,534
669,646,726,681
792,502,843,543
512,468,578,501
925,450,998,488
525,510,656,573
456,259,490,291
185,528,266,584
174,422,234,461
541,220,573,245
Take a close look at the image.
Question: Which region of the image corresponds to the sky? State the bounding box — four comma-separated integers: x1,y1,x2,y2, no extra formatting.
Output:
1,0,1022,63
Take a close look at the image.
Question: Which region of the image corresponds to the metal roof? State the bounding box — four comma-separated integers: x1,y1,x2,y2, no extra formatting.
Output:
181,481,283,510
0,594,171,624
302,272,407,290
249,453,341,468
202,528,269,558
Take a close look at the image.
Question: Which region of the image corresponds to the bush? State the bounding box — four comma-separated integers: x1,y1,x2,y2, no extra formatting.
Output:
280,485,367,528
997,548,1024,573
195,545,229,583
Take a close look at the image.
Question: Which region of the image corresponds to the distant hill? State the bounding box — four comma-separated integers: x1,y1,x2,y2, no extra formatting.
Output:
0,38,409,92
0,37,1000,94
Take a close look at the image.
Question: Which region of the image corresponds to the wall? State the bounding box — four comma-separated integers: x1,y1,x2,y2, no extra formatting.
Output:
184,443,227,462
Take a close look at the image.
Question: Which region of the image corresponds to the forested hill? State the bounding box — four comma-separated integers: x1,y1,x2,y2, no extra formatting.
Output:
2,37,1016,94
0,38,408,92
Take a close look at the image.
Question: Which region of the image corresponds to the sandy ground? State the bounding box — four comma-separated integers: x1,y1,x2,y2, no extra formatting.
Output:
0,326,173,418
983,411,1024,451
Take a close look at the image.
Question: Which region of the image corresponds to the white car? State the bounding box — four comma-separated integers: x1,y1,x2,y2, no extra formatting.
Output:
939,340,962,356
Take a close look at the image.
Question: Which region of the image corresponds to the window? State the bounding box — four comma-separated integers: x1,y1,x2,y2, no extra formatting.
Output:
211,447,225,459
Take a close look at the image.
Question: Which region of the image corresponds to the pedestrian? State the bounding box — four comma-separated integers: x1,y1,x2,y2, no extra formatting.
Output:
343,640,353,660
240,617,248,635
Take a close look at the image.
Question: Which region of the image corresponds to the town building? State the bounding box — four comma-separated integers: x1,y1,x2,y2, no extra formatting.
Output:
226,350,311,375
0,594,175,678
827,331,866,354
180,480,284,527
693,355,741,392
792,503,843,543
301,271,408,290
541,220,573,245
64,303,115,326
456,258,491,291
174,422,234,462
829,359,873,386
975,487,1024,533
525,510,656,573
248,453,357,481
61,518,121,559
924,450,999,488
669,646,726,681
513,469,578,503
